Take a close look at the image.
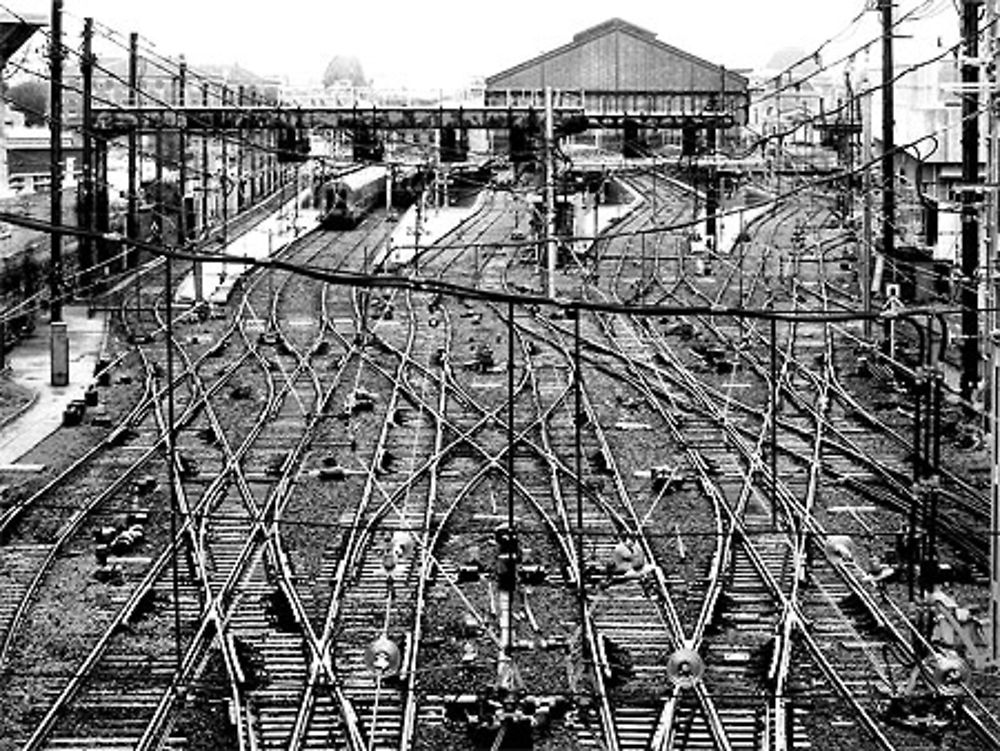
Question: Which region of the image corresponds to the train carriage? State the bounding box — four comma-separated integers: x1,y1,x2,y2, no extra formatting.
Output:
318,165,388,227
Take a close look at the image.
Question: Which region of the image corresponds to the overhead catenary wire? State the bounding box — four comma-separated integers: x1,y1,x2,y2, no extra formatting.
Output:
0,197,986,329
0,76,989,322
0,0,977,221
750,0,944,108
0,1,338,175
0,1,988,329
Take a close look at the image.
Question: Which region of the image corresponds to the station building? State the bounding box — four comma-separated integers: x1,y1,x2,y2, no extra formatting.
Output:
485,18,750,155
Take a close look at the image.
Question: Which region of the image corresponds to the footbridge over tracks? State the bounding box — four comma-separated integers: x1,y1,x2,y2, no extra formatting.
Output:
566,154,767,174
87,93,747,136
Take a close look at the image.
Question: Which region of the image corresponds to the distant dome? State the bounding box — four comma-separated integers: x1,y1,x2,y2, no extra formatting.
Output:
323,56,367,88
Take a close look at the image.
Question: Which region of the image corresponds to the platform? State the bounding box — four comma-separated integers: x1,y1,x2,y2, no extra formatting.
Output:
0,192,315,466
0,305,107,465
176,188,319,304
383,191,488,269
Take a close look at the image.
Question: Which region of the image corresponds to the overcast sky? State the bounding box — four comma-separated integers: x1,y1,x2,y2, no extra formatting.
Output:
10,0,964,89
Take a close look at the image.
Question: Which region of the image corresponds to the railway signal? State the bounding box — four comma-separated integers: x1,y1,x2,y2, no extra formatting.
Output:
364,636,402,677
665,648,704,689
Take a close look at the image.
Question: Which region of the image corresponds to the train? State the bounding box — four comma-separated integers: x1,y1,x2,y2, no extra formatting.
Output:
317,166,388,227
316,164,425,228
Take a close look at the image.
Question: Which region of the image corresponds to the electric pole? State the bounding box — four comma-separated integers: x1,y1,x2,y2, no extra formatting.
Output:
880,0,895,286
80,17,93,289
49,0,62,323
861,61,874,340
127,32,138,272
48,0,67,388
237,85,245,212
544,86,556,298
985,0,1000,666
221,85,229,252
961,0,983,403
197,82,209,302
178,58,187,249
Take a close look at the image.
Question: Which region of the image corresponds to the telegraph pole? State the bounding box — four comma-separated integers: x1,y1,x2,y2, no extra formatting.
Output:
49,0,67,387
249,92,258,205
861,63,874,340
48,0,63,323
178,58,187,248
544,86,556,298
985,0,1000,667
197,82,209,302
221,86,229,252
961,0,983,403
880,0,895,286
237,84,245,211
80,17,94,288
844,70,855,221
127,32,139,272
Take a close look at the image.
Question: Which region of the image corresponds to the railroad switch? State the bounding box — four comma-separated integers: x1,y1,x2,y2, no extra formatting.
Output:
93,562,123,585
135,475,157,495
94,357,112,387
587,449,613,475
444,690,569,750
663,321,696,340
265,587,298,631
611,540,646,575
267,454,289,477
458,546,483,583
345,388,377,415
93,525,118,546
462,642,478,664
318,464,346,482
198,426,220,445
109,524,145,555
94,514,146,560
229,384,252,400
382,551,398,578
884,653,968,736
458,562,482,583
376,449,396,474
519,564,547,586
178,454,199,479
466,345,495,373
461,613,483,637
391,530,415,560
650,465,683,493
929,591,989,669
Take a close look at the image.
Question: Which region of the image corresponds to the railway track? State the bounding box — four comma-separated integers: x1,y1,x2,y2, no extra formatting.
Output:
3,164,999,750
